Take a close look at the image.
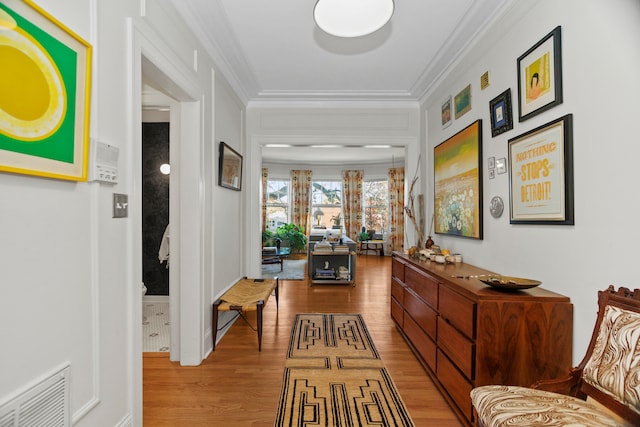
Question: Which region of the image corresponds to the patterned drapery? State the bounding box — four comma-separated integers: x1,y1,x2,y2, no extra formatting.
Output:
261,168,268,232
342,170,363,242
388,167,405,252
290,170,312,233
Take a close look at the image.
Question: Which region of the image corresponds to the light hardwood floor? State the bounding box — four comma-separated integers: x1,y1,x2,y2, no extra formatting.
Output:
143,254,462,426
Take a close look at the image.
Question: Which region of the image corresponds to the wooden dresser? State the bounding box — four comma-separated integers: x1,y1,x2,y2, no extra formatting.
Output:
391,252,573,426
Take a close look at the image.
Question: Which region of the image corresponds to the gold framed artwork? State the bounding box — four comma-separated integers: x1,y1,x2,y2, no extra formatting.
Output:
0,0,92,181
508,114,574,225
434,120,483,239
454,84,471,119
517,26,562,121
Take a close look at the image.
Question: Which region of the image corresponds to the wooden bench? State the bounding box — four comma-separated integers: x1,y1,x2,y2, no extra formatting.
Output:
212,277,279,352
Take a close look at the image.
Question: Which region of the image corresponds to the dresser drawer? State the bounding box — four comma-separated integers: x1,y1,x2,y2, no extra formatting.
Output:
391,296,403,326
437,316,475,380
404,288,437,340
392,257,405,282
391,277,404,305
439,285,476,339
404,312,436,371
405,266,438,308
437,349,473,421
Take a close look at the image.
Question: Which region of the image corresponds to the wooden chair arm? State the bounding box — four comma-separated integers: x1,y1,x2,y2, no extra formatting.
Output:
530,368,586,399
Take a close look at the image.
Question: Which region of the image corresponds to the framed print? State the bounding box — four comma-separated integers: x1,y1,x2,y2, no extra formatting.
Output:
441,96,452,128
0,0,92,181
454,84,471,119
434,120,483,239
489,169,495,180
508,114,574,225
488,156,495,170
489,89,513,137
517,26,562,121
218,141,243,191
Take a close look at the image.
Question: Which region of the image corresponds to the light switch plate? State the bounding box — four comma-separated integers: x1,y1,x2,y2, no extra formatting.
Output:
113,193,128,218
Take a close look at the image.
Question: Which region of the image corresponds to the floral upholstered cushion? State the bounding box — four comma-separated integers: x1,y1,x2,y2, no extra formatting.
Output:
471,385,618,427
582,305,640,415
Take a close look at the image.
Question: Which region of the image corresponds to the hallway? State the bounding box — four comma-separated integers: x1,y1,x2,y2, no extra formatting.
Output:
143,254,461,426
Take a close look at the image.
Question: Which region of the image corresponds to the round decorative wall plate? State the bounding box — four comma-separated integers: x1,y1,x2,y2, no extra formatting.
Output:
489,196,504,218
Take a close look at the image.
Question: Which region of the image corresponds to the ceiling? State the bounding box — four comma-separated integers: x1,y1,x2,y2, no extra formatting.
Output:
163,0,513,164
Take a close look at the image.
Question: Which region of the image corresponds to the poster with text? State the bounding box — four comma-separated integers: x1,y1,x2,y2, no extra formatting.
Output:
508,115,573,224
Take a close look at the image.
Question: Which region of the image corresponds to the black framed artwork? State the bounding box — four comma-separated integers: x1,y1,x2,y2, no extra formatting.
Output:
508,114,574,225
218,141,243,191
517,26,563,121
489,89,513,137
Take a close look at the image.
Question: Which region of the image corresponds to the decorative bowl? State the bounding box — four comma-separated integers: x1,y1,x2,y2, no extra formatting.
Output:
479,275,542,291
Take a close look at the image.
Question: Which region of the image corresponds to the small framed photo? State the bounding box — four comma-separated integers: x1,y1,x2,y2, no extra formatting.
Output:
488,169,496,180
454,84,471,119
517,26,563,121
489,89,513,137
441,96,452,128
508,114,574,224
496,158,507,174
488,156,496,170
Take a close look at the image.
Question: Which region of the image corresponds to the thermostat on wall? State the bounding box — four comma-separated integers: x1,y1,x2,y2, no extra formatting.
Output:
89,139,119,183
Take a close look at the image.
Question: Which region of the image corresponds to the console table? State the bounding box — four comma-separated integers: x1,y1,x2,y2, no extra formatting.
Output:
390,252,573,427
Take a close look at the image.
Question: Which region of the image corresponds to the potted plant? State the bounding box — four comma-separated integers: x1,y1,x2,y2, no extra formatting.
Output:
262,229,276,247
357,231,370,242
276,223,308,253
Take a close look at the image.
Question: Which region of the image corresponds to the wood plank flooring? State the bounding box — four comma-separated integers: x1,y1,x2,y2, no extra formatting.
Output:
143,254,462,426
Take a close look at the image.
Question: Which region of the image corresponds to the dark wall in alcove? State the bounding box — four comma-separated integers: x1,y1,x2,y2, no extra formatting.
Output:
142,122,169,295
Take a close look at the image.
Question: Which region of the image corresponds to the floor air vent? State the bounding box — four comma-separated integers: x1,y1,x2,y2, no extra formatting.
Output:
0,364,70,427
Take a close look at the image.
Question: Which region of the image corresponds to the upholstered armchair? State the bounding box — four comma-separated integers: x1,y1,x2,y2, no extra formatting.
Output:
471,285,640,427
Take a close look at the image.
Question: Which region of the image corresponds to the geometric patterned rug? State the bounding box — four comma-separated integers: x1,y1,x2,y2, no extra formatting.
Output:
275,313,415,426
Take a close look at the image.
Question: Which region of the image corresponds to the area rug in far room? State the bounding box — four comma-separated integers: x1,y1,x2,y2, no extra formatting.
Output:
275,313,415,427
261,257,306,280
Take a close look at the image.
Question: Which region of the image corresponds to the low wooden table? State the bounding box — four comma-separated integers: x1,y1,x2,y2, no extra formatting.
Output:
359,240,385,256
212,277,279,351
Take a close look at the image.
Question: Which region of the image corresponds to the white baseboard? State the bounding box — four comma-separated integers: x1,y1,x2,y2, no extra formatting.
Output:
142,295,169,303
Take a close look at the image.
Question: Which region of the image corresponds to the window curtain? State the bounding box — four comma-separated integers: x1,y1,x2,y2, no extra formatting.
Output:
290,169,312,233
261,168,268,232
342,170,363,242
388,167,405,252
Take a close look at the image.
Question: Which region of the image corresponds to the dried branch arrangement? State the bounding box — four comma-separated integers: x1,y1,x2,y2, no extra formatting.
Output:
404,156,424,248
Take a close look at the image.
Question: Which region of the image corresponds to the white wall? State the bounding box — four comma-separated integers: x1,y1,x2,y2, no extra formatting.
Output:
0,0,245,426
422,0,640,362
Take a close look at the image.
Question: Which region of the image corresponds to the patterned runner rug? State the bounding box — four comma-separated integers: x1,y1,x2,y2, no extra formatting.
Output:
275,313,415,426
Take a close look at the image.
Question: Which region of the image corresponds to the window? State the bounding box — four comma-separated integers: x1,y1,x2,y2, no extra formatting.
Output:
311,180,342,228
265,179,289,231
363,179,389,235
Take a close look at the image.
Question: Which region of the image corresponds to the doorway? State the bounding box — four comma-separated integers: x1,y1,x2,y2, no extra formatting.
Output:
141,115,170,352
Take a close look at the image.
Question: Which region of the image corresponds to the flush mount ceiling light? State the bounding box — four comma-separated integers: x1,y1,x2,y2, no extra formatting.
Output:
314,0,395,38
